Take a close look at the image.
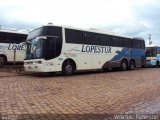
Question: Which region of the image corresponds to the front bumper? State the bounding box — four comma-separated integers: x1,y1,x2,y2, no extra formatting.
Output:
145,60,156,66
24,60,56,72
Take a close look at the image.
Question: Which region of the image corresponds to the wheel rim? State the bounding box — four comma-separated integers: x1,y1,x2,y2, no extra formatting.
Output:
66,64,72,73
122,62,127,70
130,61,135,70
131,64,134,69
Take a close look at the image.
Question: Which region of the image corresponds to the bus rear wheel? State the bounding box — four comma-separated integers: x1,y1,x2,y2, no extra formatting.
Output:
62,61,74,76
129,60,135,70
121,60,128,71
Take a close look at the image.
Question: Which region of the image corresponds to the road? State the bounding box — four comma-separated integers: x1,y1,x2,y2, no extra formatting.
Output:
0,68,160,120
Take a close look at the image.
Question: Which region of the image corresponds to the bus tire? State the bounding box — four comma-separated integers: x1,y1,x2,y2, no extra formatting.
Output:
129,60,135,70
62,61,74,76
103,68,109,72
156,61,159,68
0,56,6,66
121,60,128,71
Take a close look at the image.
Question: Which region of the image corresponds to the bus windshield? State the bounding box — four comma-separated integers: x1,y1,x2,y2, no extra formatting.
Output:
26,26,62,60
26,37,44,59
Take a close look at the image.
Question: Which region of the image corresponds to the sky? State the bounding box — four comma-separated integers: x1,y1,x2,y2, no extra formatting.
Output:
0,0,160,45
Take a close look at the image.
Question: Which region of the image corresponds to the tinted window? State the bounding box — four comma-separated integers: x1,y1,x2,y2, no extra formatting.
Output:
123,38,132,48
0,32,27,43
140,40,145,49
112,36,124,47
145,48,152,57
146,47,156,57
157,47,160,54
43,37,56,60
133,39,141,48
84,32,99,45
47,26,62,37
99,34,112,46
65,29,83,44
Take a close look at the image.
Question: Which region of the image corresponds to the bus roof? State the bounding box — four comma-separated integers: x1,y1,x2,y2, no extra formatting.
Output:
146,45,160,48
0,28,28,35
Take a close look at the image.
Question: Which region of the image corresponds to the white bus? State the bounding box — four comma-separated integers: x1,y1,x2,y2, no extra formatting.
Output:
24,25,145,75
0,29,27,65
145,46,160,67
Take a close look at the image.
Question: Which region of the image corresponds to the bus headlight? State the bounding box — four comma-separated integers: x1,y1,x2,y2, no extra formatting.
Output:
45,62,54,66
34,61,42,64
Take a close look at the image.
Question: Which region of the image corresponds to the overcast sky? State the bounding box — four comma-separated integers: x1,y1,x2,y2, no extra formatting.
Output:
0,0,159,45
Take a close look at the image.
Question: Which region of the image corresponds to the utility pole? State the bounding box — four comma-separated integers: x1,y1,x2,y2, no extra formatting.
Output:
148,34,152,45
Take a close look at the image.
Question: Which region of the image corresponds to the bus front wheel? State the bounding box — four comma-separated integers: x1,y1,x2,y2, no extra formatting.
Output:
62,61,74,76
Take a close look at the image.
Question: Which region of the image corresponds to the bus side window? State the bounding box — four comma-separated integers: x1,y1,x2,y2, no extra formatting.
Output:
0,32,27,44
157,48,160,54
133,39,141,49
99,34,112,46
84,32,99,45
65,29,83,44
140,41,145,49
123,38,132,48
112,36,123,47
151,48,156,57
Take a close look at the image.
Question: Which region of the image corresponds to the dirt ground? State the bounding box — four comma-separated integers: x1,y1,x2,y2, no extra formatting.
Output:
0,67,160,120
